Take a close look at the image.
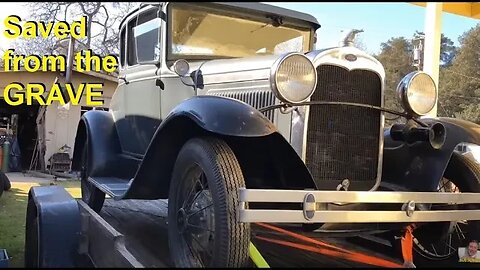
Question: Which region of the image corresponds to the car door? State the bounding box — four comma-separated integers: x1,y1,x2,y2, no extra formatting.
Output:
118,7,163,156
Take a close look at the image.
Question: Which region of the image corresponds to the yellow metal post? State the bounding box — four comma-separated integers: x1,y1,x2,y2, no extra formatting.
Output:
422,2,443,117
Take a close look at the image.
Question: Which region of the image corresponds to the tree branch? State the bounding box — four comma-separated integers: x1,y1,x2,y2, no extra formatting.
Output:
64,3,72,21
100,4,110,46
21,2,134,56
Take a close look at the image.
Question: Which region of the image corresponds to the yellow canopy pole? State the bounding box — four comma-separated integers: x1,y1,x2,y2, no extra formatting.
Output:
422,2,443,117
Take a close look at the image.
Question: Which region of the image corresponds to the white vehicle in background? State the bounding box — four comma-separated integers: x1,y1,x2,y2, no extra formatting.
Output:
457,143,480,164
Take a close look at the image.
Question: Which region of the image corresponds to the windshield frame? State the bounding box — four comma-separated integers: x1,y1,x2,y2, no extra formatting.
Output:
165,2,315,61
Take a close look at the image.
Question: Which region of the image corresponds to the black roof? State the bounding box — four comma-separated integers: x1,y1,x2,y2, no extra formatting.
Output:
211,2,321,30
121,2,321,30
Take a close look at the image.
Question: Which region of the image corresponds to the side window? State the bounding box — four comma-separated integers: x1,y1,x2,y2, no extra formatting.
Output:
134,9,161,63
127,19,138,66
127,9,161,66
120,27,126,67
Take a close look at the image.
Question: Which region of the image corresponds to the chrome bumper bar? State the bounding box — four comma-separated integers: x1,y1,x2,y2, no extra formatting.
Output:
238,188,480,223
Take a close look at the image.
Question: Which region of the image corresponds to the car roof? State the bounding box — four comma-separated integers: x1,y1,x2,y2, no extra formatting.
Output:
212,2,321,30
120,2,321,30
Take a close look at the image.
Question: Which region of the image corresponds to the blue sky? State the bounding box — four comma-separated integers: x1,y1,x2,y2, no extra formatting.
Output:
269,2,479,54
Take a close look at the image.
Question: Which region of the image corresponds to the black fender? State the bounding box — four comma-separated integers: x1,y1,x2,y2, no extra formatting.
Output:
162,95,278,137
25,186,81,267
122,96,316,199
71,110,137,179
382,117,480,191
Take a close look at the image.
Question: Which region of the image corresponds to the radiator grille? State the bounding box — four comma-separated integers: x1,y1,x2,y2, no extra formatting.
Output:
209,89,276,122
306,65,382,183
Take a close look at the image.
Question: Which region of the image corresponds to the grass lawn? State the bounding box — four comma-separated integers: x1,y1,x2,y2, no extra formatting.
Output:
0,179,80,267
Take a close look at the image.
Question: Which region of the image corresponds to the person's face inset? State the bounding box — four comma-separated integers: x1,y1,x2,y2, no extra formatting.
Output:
468,242,479,257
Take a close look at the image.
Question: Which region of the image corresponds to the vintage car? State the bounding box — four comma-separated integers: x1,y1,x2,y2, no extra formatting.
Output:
72,1,480,267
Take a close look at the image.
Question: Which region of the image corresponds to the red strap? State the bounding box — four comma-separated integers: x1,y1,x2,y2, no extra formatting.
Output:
255,236,403,268
255,222,404,268
401,225,416,267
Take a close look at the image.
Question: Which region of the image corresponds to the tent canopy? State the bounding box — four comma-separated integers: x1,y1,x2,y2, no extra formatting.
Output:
412,2,480,19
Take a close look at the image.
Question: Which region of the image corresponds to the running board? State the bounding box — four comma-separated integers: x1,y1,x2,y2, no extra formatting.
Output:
238,188,480,224
88,177,131,199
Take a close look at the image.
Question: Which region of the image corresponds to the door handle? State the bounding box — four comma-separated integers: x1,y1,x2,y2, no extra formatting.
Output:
156,78,165,90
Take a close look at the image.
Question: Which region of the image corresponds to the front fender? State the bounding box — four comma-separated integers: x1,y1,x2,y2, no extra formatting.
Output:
164,95,277,136
122,96,315,199
382,117,480,191
72,110,136,179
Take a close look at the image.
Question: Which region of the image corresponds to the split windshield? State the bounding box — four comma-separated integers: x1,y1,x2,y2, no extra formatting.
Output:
168,3,312,60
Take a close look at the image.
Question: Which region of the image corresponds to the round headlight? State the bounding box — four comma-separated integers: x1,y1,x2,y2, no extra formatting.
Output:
396,71,437,116
270,53,317,103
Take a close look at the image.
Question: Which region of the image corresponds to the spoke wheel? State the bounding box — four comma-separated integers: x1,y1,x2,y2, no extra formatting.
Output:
168,137,250,267
412,152,480,261
177,167,215,266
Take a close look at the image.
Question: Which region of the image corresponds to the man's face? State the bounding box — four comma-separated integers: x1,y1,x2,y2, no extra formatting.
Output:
468,242,478,257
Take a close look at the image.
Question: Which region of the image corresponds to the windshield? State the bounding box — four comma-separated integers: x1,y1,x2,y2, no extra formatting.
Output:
168,3,312,60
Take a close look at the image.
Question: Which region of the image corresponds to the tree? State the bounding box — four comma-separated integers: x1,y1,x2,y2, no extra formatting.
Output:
374,31,461,125
456,103,480,124
10,36,59,56
375,37,417,116
437,24,480,124
12,2,137,56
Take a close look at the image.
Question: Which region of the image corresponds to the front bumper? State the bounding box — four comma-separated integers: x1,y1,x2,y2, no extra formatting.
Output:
238,188,480,223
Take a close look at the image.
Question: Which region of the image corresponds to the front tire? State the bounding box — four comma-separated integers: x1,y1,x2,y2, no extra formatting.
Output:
168,137,250,267
80,143,105,213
